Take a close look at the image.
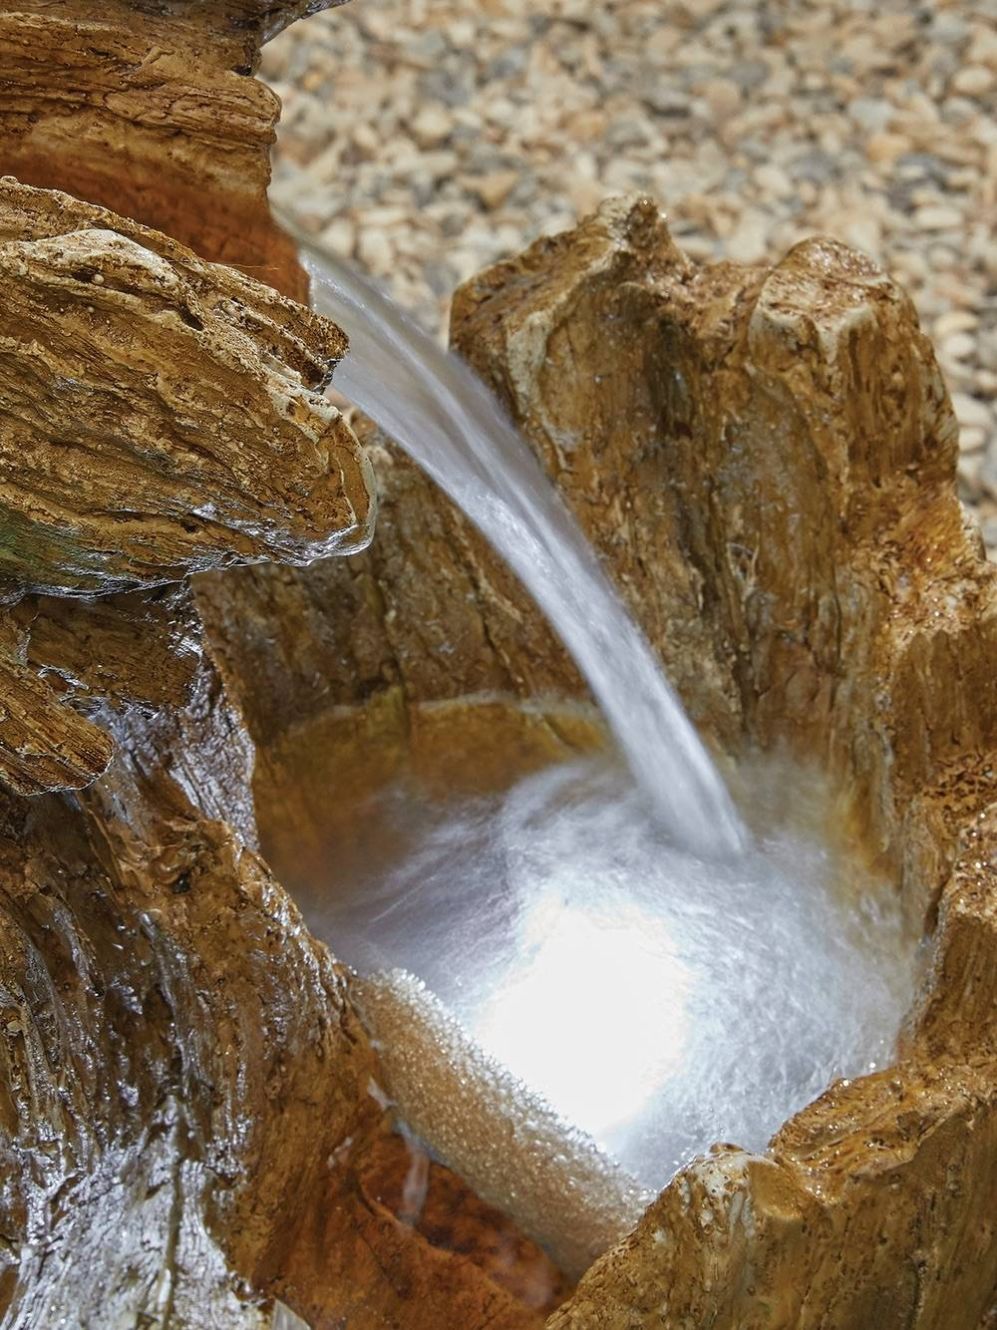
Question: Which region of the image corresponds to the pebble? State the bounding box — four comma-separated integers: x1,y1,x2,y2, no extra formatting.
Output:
959,453,984,491
915,204,964,230
356,230,393,276
468,171,521,209
263,0,997,546
952,392,995,431
866,132,909,164
941,332,977,363
979,451,997,502
849,98,893,133
410,104,453,148
935,311,979,339
960,427,988,455
952,66,994,96
753,163,793,199
702,78,742,119
318,216,357,257
843,216,882,255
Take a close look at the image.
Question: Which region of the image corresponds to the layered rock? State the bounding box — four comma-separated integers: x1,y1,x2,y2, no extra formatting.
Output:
451,201,997,1328
0,1,991,1327
216,196,997,1327
0,1,351,296
0,179,372,598
0,175,372,798
0,7,569,1327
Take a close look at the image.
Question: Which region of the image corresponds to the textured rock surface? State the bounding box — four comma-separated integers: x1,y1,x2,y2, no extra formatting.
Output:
0,6,572,1328
0,673,378,1328
0,174,373,799
448,198,988,918
214,195,997,1327
449,200,997,1329
0,1,352,295
0,627,556,1329
0,1,993,1327
0,178,372,598
0,642,114,794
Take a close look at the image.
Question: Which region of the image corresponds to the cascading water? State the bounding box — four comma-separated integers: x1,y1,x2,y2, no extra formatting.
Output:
296,235,745,860
266,228,918,1273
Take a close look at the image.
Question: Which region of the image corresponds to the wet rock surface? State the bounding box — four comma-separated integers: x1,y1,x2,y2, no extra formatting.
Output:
0,6,564,1327
450,198,997,1330
235,196,997,1326
0,3,992,1328
0,180,372,598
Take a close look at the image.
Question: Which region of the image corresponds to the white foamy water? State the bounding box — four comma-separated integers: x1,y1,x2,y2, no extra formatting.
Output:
295,236,745,859
293,757,919,1269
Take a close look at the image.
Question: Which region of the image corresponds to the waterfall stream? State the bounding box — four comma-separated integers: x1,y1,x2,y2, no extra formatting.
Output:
297,236,746,860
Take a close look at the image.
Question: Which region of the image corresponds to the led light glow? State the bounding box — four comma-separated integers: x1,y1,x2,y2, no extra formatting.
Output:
295,757,918,1192
472,891,690,1143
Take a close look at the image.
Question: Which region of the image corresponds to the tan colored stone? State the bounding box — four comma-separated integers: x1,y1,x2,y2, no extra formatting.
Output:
952,65,994,97
0,178,373,598
0,2,316,291
472,170,522,209
0,7,575,1329
0,0,992,1325
441,197,997,1329
204,195,997,1326
411,104,453,148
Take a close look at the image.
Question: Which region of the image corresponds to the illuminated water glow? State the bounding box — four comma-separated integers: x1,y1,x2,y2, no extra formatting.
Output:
269,231,924,1261
472,891,691,1141
299,758,919,1189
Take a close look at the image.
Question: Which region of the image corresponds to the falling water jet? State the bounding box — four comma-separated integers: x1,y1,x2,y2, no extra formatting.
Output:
285,223,747,860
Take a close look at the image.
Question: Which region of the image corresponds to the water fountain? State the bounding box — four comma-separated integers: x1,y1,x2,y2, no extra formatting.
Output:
259,226,920,1277
204,192,997,1325
0,4,991,1329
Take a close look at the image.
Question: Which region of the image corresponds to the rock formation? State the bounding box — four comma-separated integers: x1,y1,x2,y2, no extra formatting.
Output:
223,195,997,1325
447,201,997,1329
0,0,347,297
0,3,991,1329
0,5,562,1328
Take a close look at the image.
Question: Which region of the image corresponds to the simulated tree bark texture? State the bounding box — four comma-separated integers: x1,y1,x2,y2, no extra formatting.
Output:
0,1,992,1327
0,5,577,1328
447,200,997,1330
448,199,997,928
0,178,373,598
0,175,373,798
212,198,997,1328
0,1,351,294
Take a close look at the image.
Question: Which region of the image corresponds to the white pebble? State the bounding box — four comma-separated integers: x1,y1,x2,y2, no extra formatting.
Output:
952,392,994,431
952,66,994,97
959,425,987,455
410,104,453,149
915,204,964,230
941,331,977,362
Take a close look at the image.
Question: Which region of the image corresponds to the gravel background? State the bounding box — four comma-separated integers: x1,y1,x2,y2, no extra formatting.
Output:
263,0,997,545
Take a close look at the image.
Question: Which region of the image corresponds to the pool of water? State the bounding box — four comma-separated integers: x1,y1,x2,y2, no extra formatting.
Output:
293,753,920,1267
